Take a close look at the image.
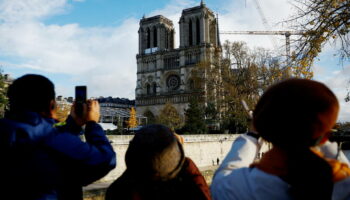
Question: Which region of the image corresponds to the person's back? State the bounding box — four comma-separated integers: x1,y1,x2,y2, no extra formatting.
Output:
105,124,211,200
0,74,116,199
211,78,350,200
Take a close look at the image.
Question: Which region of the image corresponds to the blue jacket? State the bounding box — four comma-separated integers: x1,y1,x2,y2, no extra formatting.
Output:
0,112,116,200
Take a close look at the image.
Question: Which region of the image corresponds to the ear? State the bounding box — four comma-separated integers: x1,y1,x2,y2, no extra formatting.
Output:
50,100,56,110
48,100,57,119
39,100,57,119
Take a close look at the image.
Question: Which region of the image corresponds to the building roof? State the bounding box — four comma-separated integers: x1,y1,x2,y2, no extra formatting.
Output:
97,97,135,105
182,1,214,16
140,15,173,26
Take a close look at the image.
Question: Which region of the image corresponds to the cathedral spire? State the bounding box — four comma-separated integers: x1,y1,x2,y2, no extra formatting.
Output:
200,0,205,6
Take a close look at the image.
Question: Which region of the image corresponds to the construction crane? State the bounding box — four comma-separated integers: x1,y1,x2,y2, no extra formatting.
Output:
251,0,278,50
220,30,304,63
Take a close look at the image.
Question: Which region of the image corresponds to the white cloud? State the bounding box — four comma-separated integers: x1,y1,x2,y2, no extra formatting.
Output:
219,0,294,54
0,0,67,23
0,0,139,98
314,64,350,122
1,0,349,121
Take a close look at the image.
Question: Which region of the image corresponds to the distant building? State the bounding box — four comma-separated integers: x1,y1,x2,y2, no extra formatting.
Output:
97,97,146,126
135,1,222,118
66,97,73,103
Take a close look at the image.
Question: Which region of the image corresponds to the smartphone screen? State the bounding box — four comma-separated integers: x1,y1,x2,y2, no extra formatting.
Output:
75,86,87,117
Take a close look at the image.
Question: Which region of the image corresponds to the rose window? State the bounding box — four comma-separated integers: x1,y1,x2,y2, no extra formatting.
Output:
167,75,180,90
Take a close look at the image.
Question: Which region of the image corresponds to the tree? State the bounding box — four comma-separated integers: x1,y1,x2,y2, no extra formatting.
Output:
221,41,290,131
115,116,125,134
127,107,138,129
191,41,291,132
183,98,207,134
288,0,350,79
205,102,218,120
0,70,8,118
143,109,156,125
55,103,71,122
157,102,182,130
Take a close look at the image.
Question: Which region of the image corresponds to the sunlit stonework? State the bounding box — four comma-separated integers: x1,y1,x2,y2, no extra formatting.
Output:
135,1,221,118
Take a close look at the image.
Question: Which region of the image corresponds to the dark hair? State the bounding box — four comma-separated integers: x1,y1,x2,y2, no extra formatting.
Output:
253,78,337,199
7,74,55,114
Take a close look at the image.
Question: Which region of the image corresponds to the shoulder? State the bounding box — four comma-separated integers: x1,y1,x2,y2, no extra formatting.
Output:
211,167,290,200
1,116,57,143
106,171,135,200
333,177,350,200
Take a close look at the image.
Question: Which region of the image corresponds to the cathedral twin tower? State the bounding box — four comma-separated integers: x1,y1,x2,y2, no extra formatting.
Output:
136,1,221,118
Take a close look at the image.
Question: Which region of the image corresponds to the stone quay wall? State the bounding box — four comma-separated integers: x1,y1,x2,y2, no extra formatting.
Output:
98,134,239,182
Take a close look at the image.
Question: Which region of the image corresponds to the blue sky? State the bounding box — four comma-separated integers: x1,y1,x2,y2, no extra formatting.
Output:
0,0,349,121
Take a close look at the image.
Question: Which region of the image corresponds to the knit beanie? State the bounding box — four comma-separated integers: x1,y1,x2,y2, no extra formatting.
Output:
125,124,185,181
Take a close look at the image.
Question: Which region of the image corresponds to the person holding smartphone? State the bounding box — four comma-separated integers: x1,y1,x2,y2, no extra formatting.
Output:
0,74,116,200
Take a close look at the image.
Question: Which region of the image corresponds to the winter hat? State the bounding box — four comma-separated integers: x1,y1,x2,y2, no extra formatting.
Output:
125,124,185,181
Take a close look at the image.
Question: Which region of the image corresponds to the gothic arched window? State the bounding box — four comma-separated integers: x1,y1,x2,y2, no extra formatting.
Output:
196,18,200,45
146,84,151,95
153,83,157,94
147,28,151,49
153,27,157,47
189,19,193,46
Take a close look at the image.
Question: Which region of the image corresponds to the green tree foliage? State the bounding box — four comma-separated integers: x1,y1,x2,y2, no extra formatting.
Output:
157,102,182,130
288,0,350,79
205,102,218,120
55,103,71,122
183,98,207,134
143,109,156,125
115,117,125,134
0,70,8,117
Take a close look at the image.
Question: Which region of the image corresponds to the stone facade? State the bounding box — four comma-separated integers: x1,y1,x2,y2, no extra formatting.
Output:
135,1,221,118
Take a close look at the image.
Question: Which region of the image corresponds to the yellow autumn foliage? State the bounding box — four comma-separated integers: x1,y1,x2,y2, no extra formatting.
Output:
127,107,138,129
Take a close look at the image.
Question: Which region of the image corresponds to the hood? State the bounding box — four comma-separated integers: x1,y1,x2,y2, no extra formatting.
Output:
0,112,56,148
211,168,292,200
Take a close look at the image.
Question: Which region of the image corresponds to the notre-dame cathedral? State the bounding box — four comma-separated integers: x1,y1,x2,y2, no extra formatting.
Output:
135,1,221,118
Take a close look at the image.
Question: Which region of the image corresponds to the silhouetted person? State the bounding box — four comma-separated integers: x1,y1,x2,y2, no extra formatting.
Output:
0,74,116,200
106,124,211,200
217,158,220,165
211,78,350,200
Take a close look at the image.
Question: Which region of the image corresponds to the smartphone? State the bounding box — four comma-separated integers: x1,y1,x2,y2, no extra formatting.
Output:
75,86,87,117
